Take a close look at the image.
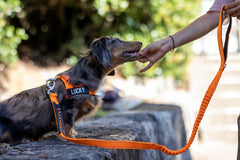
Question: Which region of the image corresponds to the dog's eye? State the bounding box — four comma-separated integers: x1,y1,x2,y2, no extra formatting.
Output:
112,39,121,44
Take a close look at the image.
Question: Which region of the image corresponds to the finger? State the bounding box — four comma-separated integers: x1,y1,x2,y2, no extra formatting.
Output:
225,8,236,15
138,57,148,63
138,44,153,56
232,7,240,17
225,1,239,10
225,2,240,15
233,13,240,17
138,48,147,56
140,62,154,72
138,51,145,57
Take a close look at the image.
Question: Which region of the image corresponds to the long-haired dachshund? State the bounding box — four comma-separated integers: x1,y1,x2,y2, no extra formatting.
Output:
0,36,142,142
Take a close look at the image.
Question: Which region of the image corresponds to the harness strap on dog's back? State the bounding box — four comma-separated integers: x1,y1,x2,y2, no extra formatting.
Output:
57,75,96,99
48,6,231,155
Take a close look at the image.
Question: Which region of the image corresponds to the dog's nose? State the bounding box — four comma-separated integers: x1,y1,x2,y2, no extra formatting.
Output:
139,42,143,45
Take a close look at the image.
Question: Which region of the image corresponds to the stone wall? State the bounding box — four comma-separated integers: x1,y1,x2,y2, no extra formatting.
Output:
0,103,191,160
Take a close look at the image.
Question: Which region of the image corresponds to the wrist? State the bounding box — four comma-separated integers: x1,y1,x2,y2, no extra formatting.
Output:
169,35,175,52
159,36,175,53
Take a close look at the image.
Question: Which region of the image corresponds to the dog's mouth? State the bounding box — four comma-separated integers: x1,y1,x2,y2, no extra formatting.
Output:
121,50,140,58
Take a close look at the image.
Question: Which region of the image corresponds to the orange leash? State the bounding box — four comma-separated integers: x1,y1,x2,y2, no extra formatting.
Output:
48,6,232,155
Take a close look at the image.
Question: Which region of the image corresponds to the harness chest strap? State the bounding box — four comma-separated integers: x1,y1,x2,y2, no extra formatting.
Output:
48,6,231,155
58,74,95,99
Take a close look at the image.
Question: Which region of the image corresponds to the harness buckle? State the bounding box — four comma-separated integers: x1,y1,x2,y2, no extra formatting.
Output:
46,78,56,94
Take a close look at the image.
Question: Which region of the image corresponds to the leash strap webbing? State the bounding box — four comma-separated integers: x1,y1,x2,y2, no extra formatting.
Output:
49,6,231,155
50,93,66,135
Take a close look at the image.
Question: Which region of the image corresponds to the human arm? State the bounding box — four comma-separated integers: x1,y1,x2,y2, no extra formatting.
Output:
139,12,220,72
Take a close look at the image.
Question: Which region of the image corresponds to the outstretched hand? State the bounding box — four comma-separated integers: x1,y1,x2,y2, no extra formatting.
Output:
225,1,240,19
138,39,171,72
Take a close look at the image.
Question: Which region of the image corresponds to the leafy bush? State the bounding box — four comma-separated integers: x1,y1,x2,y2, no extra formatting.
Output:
0,0,28,65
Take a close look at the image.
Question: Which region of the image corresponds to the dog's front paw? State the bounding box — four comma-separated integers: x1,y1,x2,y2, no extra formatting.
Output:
70,129,78,138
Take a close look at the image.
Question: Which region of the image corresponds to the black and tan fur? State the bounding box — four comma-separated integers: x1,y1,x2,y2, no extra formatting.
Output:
0,36,142,142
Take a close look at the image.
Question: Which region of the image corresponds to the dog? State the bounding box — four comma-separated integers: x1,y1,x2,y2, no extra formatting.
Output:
0,36,142,142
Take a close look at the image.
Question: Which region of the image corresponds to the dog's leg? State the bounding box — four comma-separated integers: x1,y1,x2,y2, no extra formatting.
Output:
62,99,99,138
80,96,102,119
61,111,75,138
60,96,102,138
0,121,11,142
64,123,74,137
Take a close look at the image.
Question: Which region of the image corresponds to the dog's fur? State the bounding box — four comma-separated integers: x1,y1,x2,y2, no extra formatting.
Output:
0,36,142,142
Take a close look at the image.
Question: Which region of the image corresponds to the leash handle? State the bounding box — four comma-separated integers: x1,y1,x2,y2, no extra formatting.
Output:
49,6,231,155
218,7,232,64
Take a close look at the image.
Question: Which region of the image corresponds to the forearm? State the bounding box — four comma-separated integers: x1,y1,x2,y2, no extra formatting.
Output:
166,12,220,51
139,11,222,72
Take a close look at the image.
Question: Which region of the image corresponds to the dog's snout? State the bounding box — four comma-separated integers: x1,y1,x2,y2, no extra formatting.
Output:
139,42,143,46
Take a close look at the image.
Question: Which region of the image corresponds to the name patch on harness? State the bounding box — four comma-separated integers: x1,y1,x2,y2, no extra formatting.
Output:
67,87,89,97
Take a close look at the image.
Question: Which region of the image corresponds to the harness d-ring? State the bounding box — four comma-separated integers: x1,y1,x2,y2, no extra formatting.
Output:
46,78,56,94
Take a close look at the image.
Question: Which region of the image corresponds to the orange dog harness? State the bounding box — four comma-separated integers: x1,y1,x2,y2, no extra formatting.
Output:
58,75,95,99
47,6,231,155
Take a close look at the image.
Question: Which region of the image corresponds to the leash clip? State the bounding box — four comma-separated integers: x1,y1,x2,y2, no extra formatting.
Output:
46,78,56,94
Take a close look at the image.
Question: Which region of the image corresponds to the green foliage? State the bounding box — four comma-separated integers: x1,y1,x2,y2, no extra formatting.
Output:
0,0,28,65
9,0,200,83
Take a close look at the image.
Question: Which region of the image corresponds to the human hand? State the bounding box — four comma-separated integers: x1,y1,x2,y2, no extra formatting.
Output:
138,39,171,72
225,1,240,19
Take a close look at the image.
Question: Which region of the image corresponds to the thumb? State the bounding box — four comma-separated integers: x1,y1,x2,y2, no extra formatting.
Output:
138,47,148,56
138,50,144,56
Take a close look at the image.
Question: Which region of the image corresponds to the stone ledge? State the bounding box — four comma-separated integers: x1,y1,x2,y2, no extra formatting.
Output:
0,103,191,160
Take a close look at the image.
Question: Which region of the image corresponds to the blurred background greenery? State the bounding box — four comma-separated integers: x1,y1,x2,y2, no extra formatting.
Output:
0,0,201,86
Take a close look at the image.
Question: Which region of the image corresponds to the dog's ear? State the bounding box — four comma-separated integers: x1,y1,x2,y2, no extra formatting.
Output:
89,37,112,68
